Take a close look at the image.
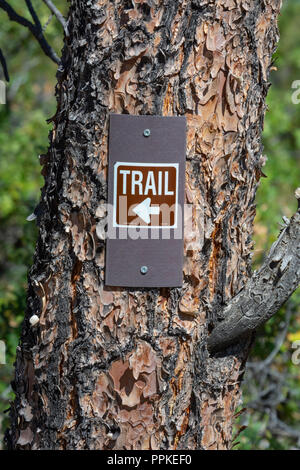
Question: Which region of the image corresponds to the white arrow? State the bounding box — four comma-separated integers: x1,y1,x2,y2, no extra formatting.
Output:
132,197,160,224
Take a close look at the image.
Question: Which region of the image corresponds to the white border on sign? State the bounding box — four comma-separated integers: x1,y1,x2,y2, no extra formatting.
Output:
113,162,179,229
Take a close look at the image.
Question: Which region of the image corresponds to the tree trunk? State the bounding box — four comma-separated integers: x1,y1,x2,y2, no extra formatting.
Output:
6,0,281,450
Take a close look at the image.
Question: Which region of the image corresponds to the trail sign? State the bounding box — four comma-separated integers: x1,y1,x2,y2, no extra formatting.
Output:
113,162,179,228
105,114,186,288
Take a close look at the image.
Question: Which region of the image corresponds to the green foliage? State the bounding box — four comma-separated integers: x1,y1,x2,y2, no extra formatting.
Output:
0,0,67,448
253,1,300,254
235,0,300,450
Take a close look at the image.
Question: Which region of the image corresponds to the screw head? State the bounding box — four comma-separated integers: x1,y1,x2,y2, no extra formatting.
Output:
143,129,151,137
140,266,148,275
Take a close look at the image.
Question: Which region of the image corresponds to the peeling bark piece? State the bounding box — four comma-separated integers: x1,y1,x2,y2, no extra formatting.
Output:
16,427,34,446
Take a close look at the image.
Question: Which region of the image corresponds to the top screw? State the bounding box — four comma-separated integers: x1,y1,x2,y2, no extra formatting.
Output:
143,129,151,137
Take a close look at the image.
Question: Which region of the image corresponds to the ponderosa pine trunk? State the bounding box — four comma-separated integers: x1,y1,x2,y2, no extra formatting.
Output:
6,0,282,450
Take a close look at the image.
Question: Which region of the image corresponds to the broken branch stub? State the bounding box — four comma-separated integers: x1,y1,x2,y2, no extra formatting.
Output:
208,195,300,354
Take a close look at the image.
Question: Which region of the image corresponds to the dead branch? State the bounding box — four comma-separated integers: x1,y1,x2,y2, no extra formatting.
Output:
0,47,9,81
0,0,60,64
42,0,68,37
208,189,300,354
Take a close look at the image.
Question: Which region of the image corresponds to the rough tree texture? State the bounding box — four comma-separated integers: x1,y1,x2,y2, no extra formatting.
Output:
6,0,282,450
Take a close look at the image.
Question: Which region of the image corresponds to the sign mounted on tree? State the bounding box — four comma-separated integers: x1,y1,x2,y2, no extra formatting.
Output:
113,162,179,228
105,114,186,288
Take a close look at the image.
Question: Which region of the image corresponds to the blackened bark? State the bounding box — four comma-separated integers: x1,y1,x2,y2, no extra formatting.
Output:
6,0,282,450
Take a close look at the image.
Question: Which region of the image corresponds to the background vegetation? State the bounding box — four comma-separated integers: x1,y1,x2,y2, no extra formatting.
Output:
0,0,66,448
0,0,299,450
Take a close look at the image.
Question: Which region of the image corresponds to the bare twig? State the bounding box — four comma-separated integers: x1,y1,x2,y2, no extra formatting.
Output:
42,13,54,33
0,0,60,64
0,48,9,81
25,0,42,30
42,0,68,36
208,190,300,354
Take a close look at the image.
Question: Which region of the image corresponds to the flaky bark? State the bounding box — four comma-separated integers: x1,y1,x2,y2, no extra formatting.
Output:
6,0,282,450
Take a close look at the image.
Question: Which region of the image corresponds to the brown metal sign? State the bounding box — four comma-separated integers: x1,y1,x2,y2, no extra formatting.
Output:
114,163,178,228
105,114,186,288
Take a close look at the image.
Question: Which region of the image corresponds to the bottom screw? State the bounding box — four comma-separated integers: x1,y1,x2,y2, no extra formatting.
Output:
140,266,148,275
